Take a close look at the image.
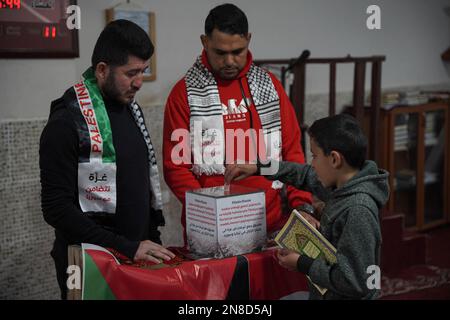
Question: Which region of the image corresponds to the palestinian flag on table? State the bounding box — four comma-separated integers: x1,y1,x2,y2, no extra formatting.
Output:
81,243,190,300
82,244,117,300
80,243,238,300
81,243,309,300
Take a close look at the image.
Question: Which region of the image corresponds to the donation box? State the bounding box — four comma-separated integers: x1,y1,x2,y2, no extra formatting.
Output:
186,185,266,258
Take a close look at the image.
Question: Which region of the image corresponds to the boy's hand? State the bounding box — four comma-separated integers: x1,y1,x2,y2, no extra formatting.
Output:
276,248,300,272
298,211,320,229
224,164,258,184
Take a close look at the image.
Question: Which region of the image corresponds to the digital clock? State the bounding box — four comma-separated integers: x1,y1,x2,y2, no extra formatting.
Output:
0,0,79,58
0,0,21,9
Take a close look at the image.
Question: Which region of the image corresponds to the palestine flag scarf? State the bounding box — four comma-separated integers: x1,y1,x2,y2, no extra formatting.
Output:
68,67,163,214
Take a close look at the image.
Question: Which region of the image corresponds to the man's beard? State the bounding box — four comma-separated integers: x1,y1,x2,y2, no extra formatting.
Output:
102,72,126,104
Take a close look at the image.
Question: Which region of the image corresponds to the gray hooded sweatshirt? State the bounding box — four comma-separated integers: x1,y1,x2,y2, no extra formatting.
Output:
267,160,390,300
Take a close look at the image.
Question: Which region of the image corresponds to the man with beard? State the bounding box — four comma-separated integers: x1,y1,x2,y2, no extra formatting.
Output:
40,20,175,299
163,3,313,243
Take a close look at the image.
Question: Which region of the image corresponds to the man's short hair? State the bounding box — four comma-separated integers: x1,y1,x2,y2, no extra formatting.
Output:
308,114,367,169
91,19,154,69
205,3,248,36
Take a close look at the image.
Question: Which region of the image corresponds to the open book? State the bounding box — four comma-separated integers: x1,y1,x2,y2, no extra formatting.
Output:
275,209,337,295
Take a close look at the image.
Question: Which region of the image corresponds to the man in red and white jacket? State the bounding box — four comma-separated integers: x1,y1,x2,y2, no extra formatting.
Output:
163,4,311,242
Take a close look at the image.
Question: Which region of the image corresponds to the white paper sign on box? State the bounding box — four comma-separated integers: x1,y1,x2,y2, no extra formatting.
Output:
185,185,266,259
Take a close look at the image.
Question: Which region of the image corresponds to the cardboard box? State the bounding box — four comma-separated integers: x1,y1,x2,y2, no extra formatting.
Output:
186,185,266,258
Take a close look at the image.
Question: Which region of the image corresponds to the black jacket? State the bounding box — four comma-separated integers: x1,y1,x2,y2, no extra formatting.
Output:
40,88,163,268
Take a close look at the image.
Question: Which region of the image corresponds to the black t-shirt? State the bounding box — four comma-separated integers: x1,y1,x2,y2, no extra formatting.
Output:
40,94,159,260
105,98,151,242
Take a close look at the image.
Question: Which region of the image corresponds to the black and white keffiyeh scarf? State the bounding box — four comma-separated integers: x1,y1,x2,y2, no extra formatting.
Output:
185,56,283,176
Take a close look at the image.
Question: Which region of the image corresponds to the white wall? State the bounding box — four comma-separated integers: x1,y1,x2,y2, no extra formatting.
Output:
1,0,449,120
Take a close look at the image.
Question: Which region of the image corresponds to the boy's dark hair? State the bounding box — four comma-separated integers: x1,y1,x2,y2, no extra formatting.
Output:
205,3,248,36
91,19,153,69
308,114,367,169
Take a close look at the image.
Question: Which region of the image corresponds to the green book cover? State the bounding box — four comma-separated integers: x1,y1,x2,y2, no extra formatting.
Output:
275,209,337,295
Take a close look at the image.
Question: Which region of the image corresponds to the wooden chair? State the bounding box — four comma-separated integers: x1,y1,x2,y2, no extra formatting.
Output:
255,53,386,164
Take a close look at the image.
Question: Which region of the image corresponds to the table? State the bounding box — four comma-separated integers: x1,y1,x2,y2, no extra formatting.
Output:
67,244,309,300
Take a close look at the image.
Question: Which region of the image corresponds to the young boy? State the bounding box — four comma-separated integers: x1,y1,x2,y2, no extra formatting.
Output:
224,113,390,299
